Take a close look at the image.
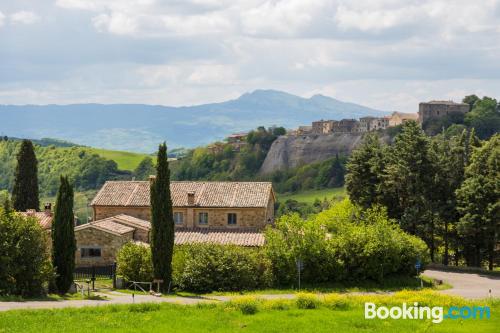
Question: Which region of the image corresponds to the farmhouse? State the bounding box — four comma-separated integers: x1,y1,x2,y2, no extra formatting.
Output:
74,213,265,266
91,180,275,229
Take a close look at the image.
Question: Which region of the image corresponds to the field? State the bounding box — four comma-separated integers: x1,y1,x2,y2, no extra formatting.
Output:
277,187,346,204
90,148,152,171
0,292,497,333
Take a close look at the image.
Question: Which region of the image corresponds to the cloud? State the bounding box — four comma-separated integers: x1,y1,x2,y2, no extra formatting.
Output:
0,0,499,111
0,11,5,27
10,11,40,25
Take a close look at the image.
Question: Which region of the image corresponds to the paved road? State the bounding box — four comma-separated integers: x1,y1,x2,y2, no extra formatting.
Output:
0,291,216,312
423,269,500,299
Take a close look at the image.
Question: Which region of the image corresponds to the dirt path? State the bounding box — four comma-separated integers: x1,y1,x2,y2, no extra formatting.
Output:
423,269,500,299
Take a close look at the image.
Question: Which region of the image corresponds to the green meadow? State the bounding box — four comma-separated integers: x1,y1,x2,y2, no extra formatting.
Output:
90,148,153,171
277,187,346,204
0,291,497,333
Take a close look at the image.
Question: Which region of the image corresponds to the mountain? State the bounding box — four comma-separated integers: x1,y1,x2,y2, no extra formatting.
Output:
0,89,386,152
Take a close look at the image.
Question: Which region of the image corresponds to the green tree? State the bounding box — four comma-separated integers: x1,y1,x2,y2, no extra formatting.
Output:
462,95,480,110
12,140,39,211
456,134,499,269
464,97,500,140
150,143,174,292
383,121,436,260
345,133,385,209
0,205,52,296
134,157,156,180
51,176,76,294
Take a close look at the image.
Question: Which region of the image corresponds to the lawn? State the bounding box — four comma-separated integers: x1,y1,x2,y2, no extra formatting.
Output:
90,148,152,171
277,187,346,204
0,292,497,333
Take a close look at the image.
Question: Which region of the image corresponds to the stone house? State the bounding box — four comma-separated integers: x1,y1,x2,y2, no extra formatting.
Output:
74,213,265,266
297,125,313,135
388,111,419,127
418,101,469,123
90,180,275,230
332,119,358,133
312,120,337,134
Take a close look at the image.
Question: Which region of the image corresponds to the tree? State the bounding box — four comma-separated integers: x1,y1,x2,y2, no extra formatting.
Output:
150,143,174,292
456,134,499,270
12,140,39,211
51,176,76,294
134,157,156,180
0,205,52,297
462,95,480,110
464,97,500,140
345,133,385,209
383,121,436,260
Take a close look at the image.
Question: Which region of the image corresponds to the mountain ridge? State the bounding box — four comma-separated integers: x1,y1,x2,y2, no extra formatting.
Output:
0,89,387,152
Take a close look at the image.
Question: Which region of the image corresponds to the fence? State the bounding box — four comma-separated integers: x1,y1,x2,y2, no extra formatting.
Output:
74,263,116,289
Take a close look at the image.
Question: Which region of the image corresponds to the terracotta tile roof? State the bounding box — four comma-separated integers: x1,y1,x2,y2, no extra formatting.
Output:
75,219,135,235
103,214,151,230
91,181,274,208
174,228,265,247
19,210,53,230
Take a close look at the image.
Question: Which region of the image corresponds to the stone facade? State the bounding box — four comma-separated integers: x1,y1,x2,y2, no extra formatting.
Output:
94,203,274,230
418,101,469,123
75,227,133,267
388,111,419,127
312,120,336,134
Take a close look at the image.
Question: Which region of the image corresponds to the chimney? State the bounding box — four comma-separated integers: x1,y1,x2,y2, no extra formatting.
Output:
44,203,52,216
187,191,195,206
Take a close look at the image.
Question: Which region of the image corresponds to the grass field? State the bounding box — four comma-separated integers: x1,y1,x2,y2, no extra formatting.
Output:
90,148,152,171
0,291,497,333
277,187,346,204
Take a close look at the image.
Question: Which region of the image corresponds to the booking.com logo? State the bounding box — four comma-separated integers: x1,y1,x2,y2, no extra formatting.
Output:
365,302,491,324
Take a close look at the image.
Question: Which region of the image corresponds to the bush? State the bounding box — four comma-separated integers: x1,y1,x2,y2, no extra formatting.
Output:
265,199,430,286
295,293,320,309
173,244,272,293
229,296,260,315
116,242,153,282
0,209,53,297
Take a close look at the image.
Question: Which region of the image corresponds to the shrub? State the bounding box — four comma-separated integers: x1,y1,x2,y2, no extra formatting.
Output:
265,200,430,286
116,242,153,282
173,244,272,293
323,294,350,310
229,296,260,315
295,293,319,309
0,209,53,297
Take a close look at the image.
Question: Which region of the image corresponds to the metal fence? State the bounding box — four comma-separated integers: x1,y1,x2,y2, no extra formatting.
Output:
74,263,116,289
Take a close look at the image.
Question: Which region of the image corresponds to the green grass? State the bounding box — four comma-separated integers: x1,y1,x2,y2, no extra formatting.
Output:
90,148,152,171
277,187,346,204
0,292,497,332
0,293,105,302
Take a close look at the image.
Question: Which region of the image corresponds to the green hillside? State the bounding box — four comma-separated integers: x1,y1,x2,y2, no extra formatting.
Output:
91,148,152,171
277,187,346,204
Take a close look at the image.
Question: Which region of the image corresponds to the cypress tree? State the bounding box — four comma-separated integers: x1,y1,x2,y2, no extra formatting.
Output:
150,143,174,292
12,140,39,211
52,176,76,294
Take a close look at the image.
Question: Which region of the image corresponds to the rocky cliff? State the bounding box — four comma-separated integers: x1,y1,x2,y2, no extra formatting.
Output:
259,133,366,174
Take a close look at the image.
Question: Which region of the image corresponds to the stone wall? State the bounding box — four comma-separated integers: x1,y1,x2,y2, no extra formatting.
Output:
75,227,133,267
418,102,469,123
94,206,273,230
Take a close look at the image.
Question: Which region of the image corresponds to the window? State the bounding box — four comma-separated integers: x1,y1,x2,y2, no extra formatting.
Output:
198,212,208,225
174,212,184,225
227,213,237,225
81,247,101,258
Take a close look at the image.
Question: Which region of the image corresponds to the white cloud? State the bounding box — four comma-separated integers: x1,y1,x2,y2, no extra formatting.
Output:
0,11,5,27
10,11,40,25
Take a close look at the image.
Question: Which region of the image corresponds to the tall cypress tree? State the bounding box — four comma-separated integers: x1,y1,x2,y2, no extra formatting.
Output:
12,140,39,211
52,176,76,294
150,143,174,292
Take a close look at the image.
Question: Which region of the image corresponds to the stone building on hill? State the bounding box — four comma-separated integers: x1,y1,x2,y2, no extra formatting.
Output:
418,100,469,123
388,111,419,127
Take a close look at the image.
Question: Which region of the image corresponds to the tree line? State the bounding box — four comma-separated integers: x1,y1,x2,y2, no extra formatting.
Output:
346,121,498,269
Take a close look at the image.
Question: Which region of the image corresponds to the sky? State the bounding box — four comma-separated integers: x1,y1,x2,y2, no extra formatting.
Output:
1,0,500,113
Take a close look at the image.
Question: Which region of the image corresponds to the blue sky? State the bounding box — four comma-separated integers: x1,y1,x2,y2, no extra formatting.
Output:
1,0,500,112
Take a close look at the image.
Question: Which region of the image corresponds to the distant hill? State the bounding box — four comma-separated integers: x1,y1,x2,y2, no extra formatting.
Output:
0,90,386,152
